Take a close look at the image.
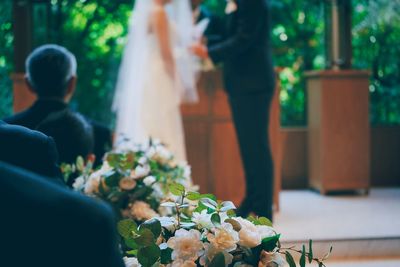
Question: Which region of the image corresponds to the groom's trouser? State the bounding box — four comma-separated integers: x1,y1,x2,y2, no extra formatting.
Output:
228,90,274,219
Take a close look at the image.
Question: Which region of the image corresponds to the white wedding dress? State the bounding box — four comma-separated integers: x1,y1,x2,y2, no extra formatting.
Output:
113,0,197,162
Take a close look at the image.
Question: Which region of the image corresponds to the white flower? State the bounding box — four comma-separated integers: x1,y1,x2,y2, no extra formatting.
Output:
131,165,150,179
72,176,85,190
199,243,234,266
147,144,172,164
84,175,100,195
257,225,276,240
123,257,141,267
167,229,204,262
207,223,239,252
119,177,137,190
143,175,156,186
192,210,213,229
130,201,159,221
167,259,196,267
259,250,286,267
234,217,262,248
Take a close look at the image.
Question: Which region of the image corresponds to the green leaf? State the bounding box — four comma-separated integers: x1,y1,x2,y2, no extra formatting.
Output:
261,234,281,252
186,191,201,200
117,219,137,239
225,218,242,231
126,249,138,256
200,193,217,201
169,183,185,196
258,217,273,227
200,198,218,210
160,247,173,264
139,219,162,239
308,240,313,263
134,228,155,247
211,213,221,227
300,245,306,267
220,201,236,212
209,252,225,267
285,251,297,267
76,156,85,172
137,243,161,267
104,171,120,187
125,237,138,249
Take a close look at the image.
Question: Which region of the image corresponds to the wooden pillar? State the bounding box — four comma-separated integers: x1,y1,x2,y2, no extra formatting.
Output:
12,0,36,112
306,70,370,193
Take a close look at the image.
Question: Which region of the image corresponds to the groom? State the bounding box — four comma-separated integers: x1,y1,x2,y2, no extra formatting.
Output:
191,0,275,220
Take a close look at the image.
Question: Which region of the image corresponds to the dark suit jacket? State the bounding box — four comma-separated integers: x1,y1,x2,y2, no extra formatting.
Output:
4,99,112,166
207,0,275,96
0,120,62,180
0,161,125,267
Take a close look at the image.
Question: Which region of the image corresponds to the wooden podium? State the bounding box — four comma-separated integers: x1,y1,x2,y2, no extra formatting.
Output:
182,70,282,210
305,70,370,194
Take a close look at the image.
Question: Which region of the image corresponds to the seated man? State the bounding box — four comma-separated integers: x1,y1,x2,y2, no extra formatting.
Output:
0,120,62,180
0,161,125,267
4,44,112,166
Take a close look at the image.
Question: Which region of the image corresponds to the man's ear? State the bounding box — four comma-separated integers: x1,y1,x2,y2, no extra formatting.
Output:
24,76,37,95
64,76,77,102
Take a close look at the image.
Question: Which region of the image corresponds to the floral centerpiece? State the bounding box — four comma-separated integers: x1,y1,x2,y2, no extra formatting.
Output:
62,140,196,221
119,184,332,267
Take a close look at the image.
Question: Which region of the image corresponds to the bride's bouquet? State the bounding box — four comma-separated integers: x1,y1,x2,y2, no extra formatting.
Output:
119,184,331,267
62,140,196,222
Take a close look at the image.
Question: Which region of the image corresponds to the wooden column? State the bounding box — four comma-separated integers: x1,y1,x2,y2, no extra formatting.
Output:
12,0,36,112
305,70,370,194
182,70,281,210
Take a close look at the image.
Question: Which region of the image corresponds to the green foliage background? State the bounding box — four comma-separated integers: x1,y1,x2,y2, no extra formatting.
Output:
0,0,399,126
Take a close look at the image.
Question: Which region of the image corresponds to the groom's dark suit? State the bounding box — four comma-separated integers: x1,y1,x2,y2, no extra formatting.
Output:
208,0,275,219
0,161,125,267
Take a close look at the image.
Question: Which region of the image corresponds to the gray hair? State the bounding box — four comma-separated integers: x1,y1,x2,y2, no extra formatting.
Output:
26,44,77,98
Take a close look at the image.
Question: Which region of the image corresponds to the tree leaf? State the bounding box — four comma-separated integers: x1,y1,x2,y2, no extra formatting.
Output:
285,251,297,267
134,228,155,247
308,240,313,263
186,191,201,200
139,218,162,239
209,252,225,267
169,183,185,196
160,247,173,264
125,237,138,250
117,219,137,239
211,213,221,227
137,243,161,267
261,234,281,251
300,245,306,267
200,198,218,210
220,201,236,212
258,217,273,227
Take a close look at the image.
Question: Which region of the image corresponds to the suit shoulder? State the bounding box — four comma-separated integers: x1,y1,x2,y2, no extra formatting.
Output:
3,109,31,125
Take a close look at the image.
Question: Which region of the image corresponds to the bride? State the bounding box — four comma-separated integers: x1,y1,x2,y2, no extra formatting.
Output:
113,0,198,161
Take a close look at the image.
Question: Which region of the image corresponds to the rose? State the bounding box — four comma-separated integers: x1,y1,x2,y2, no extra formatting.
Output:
143,175,156,186
192,210,213,229
167,229,204,262
130,201,159,221
234,217,262,248
207,223,239,252
123,257,141,267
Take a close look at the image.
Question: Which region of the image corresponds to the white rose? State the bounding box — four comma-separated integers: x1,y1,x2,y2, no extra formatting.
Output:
207,223,239,252
156,216,178,232
119,177,137,191
130,201,159,221
199,243,234,267
257,225,276,240
167,229,204,262
72,176,85,190
143,175,156,186
234,217,262,248
123,257,141,267
84,175,100,195
132,165,150,179
192,210,213,229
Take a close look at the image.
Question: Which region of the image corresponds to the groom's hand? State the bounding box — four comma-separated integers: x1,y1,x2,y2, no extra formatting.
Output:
190,43,209,59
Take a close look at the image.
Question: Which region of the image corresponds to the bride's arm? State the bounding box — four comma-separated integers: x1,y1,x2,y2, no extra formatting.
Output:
152,6,176,80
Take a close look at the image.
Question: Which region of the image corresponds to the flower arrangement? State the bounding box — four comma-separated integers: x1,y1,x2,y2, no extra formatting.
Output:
62,140,196,221
119,183,332,267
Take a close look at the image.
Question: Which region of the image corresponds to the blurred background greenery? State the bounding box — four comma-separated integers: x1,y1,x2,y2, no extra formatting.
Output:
0,0,399,126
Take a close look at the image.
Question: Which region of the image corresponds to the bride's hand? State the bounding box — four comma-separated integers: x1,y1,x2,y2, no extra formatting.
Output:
190,43,209,59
